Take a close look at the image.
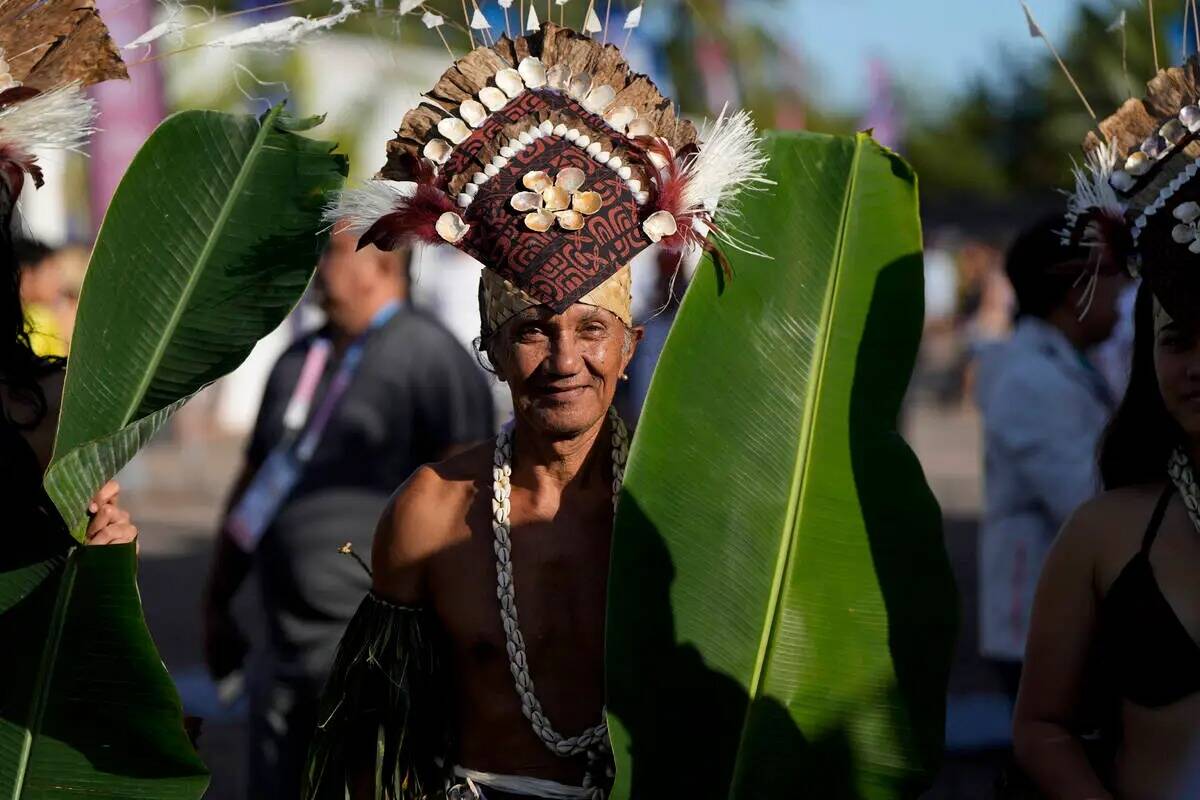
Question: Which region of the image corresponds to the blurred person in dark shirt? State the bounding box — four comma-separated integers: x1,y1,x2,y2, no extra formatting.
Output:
975,216,1124,695
202,229,494,800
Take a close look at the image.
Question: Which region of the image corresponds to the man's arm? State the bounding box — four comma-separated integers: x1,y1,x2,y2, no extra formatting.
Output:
344,466,451,800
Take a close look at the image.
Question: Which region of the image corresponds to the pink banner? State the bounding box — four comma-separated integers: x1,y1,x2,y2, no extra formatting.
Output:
89,0,167,230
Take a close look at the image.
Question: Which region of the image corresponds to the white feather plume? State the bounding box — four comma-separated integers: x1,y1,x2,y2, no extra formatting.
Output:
324,179,415,233
0,83,96,154
680,106,773,256
1061,137,1124,245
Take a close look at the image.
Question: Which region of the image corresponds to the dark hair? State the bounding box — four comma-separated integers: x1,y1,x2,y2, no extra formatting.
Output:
1,220,61,429
1006,215,1090,319
1098,284,1181,489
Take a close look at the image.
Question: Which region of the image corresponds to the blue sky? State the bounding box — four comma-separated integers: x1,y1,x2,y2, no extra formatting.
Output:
788,0,1113,112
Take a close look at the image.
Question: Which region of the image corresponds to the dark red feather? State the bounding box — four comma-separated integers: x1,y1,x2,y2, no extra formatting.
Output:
357,183,457,251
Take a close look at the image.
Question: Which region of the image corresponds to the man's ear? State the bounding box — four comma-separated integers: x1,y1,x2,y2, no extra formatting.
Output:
624,325,646,370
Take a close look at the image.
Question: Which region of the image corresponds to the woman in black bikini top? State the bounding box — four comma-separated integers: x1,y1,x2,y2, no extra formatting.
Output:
1014,286,1200,800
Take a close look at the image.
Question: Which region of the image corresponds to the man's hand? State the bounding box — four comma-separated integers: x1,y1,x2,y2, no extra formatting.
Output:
84,480,139,548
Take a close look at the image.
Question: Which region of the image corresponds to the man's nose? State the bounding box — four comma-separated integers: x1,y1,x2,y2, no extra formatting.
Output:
545,331,581,375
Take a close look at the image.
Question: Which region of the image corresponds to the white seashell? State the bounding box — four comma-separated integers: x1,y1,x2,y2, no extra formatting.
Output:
518,56,547,88
573,190,602,215
633,190,650,205
525,209,555,232
642,210,678,242
554,123,568,136
523,171,553,191
617,165,632,180
519,131,535,145
1189,238,1200,254
556,167,586,192
473,172,489,185
547,63,571,90
627,179,642,193
565,128,580,141
626,117,655,137
647,149,670,171
438,117,471,144
539,119,554,134
608,156,623,169
508,138,524,151
568,73,592,100
510,191,543,212
595,151,611,164
1162,119,1188,145
586,141,603,155
457,193,472,208
436,211,470,243
582,84,616,114
542,186,571,211
576,135,591,147
1125,150,1151,176
1109,170,1135,192
1174,201,1200,222
460,99,488,128
556,210,585,230
496,68,525,98
1181,105,1200,133
492,155,508,168
500,146,516,158
1141,134,1169,159
423,138,453,164
480,86,509,112
1173,223,1195,243
464,183,479,197
605,105,637,132
485,164,500,176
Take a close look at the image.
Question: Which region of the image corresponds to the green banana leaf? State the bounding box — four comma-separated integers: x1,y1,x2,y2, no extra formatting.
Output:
48,105,346,538
0,104,347,799
606,131,957,799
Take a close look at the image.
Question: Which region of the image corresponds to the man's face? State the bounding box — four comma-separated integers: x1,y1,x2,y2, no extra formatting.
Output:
1154,299,1200,438
315,231,380,331
494,303,641,438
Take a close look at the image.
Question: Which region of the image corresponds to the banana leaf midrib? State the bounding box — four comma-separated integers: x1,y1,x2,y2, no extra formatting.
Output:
57,105,284,458
13,550,80,797
725,133,865,788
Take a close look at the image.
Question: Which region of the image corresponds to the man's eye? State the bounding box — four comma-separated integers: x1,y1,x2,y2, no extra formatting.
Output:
518,327,547,341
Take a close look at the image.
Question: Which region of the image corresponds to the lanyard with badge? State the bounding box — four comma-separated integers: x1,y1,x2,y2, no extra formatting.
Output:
226,301,400,552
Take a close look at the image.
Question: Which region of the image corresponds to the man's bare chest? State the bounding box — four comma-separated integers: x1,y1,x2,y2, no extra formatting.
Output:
428,499,613,669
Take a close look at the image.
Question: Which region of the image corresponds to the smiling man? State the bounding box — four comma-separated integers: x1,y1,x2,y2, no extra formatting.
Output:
303,21,767,800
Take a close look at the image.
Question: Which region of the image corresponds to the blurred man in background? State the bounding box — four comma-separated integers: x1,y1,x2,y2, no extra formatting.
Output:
975,215,1123,698
203,228,494,800
15,238,67,357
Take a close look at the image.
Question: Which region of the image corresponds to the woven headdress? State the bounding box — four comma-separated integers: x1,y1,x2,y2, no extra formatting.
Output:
1062,55,1200,323
335,21,769,334
0,0,126,222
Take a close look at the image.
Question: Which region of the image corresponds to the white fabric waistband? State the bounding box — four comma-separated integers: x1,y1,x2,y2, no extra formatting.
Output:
450,765,602,799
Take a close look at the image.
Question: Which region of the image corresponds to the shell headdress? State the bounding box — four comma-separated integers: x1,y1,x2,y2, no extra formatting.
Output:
334,21,770,335
0,0,126,220
1062,55,1200,322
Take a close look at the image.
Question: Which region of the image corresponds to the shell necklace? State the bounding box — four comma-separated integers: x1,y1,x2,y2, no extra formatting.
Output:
492,406,628,761
1168,447,1200,534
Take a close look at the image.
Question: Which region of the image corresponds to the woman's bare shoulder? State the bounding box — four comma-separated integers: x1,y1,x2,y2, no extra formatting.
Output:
1058,484,1166,562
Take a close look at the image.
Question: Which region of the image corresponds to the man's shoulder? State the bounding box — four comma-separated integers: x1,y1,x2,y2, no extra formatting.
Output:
382,305,467,351
371,441,493,597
